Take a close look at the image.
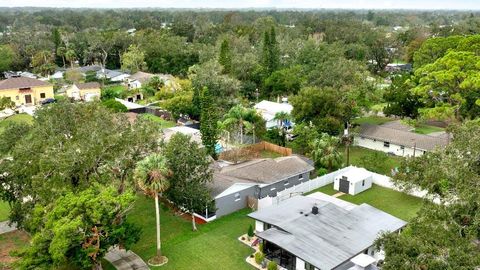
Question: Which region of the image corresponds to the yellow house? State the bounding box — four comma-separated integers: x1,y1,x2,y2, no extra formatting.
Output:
0,77,54,106
66,82,101,101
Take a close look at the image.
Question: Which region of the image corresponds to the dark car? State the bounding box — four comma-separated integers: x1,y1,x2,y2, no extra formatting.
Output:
40,98,56,105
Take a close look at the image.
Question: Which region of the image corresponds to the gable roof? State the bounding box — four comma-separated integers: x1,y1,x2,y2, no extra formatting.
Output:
220,156,314,184
249,196,406,270
358,124,449,151
210,156,314,197
254,100,293,121
129,71,155,82
76,82,101,90
0,77,51,90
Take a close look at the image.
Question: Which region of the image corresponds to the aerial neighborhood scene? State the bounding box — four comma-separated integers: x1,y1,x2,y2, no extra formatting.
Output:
0,0,479,269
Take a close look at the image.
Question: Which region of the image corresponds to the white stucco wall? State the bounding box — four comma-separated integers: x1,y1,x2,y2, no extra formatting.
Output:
354,136,425,157
351,176,373,195
255,220,264,232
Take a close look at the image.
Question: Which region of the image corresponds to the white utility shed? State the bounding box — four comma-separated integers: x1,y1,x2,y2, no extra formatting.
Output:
334,167,373,195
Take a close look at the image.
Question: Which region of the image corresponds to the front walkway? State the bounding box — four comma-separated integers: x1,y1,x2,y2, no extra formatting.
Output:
0,221,17,235
104,247,149,270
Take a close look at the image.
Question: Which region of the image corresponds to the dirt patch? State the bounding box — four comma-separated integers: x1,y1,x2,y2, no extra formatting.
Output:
0,230,30,266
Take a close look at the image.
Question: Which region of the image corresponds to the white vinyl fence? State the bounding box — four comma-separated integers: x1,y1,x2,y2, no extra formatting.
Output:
258,166,438,209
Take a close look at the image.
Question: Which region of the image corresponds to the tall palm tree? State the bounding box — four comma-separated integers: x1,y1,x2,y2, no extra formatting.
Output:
221,105,253,144
134,154,171,266
273,111,291,129
310,133,342,172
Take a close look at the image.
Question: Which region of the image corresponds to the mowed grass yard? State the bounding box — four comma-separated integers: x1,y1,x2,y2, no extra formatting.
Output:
0,114,33,134
339,146,403,175
309,184,423,221
106,195,255,270
139,114,176,129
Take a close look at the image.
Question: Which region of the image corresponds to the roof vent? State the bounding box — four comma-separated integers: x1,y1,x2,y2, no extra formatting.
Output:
312,206,319,215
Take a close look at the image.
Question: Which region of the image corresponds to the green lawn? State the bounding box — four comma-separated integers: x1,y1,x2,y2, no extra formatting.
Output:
312,184,423,221
0,114,34,134
414,124,445,135
121,195,254,270
304,184,337,196
352,116,393,126
139,114,176,129
0,200,10,222
340,146,403,175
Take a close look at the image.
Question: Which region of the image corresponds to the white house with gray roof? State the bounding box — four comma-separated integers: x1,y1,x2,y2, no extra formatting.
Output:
355,123,449,157
249,196,406,270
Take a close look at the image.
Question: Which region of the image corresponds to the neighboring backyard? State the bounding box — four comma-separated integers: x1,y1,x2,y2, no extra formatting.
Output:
308,184,423,221
104,195,255,270
340,146,403,175
0,114,34,134
139,114,176,129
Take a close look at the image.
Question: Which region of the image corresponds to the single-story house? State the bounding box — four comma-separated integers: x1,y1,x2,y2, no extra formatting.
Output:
96,69,130,82
249,196,407,270
66,82,101,101
355,123,449,157
208,156,314,218
0,77,54,106
126,71,177,90
126,71,156,89
334,167,373,195
254,100,294,129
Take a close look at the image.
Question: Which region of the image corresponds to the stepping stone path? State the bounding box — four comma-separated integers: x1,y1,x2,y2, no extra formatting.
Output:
104,247,149,270
0,221,17,235
332,192,345,198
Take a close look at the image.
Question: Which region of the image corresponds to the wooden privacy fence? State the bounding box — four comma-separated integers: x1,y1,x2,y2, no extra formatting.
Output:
245,141,292,156
219,141,292,161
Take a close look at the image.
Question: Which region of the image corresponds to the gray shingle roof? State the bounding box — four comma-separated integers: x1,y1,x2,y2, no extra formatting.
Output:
129,71,155,83
0,77,51,90
249,196,406,270
358,124,449,151
220,156,314,184
210,156,314,198
76,82,101,90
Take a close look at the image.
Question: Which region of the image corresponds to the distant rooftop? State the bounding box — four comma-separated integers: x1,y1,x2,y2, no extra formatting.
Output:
0,77,51,90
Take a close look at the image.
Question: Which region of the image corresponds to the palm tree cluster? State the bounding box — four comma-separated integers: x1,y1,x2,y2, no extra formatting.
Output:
220,104,264,145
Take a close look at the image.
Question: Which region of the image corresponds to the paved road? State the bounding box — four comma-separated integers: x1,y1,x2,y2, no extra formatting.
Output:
0,221,17,235
104,247,149,270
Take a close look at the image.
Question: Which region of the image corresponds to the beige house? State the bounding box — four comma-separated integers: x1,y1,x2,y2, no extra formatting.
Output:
0,77,54,106
66,82,101,101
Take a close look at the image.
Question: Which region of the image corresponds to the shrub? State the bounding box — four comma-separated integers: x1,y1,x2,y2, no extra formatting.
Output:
258,242,264,253
102,99,128,113
254,252,264,265
247,224,254,238
317,168,328,176
267,261,278,270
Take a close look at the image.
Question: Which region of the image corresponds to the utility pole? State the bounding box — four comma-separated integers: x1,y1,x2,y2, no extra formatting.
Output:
343,122,352,166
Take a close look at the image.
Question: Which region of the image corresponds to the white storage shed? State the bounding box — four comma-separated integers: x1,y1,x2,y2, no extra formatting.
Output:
334,167,373,195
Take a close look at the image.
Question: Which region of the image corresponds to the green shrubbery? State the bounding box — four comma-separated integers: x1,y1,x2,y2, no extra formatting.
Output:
102,99,128,112
267,261,278,270
254,252,265,264
247,224,254,238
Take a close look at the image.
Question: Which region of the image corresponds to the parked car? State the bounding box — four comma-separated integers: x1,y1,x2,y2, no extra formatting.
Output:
40,98,56,105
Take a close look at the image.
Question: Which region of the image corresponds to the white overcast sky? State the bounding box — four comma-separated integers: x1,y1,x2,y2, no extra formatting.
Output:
0,0,478,10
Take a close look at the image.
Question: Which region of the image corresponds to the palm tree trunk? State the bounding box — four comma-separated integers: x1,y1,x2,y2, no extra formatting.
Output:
155,194,162,257
191,212,197,231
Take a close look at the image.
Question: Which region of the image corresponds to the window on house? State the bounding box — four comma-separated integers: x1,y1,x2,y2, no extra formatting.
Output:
400,145,405,150
284,181,289,186
15,96,19,100
40,93,46,98
305,262,315,270
270,187,276,191
384,141,390,147
234,193,241,202
299,174,304,181
362,180,365,186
